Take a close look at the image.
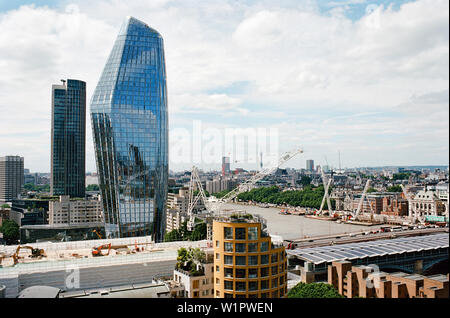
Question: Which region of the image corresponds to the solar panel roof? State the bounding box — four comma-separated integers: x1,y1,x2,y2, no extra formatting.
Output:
287,233,448,264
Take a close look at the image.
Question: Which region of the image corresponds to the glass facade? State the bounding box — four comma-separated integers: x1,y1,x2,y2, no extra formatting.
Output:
51,79,86,198
90,17,168,240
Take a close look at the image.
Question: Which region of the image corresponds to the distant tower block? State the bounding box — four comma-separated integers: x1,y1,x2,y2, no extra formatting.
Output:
306,160,314,171
222,156,230,176
260,152,263,170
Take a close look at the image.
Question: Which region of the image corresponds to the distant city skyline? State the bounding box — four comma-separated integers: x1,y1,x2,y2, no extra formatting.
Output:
0,0,448,173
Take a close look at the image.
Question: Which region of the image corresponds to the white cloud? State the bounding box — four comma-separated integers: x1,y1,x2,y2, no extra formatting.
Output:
0,0,448,172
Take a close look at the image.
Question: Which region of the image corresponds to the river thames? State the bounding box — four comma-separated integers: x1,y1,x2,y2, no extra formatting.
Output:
223,203,383,240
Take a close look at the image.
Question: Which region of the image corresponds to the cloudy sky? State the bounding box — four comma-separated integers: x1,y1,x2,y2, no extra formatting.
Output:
0,0,448,173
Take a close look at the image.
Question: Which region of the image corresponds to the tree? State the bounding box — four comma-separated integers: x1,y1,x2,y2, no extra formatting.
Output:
0,219,20,243
366,187,377,193
287,282,343,298
297,176,312,187
86,184,100,191
387,185,402,192
1,203,10,209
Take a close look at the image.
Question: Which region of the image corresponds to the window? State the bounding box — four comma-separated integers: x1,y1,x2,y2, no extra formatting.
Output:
248,227,258,240
272,278,278,288
236,281,246,291
260,292,268,298
236,268,246,279
248,242,258,253
224,281,233,290
224,255,233,265
216,241,219,248
193,280,199,289
235,294,246,298
248,268,258,278
224,227,233,239
216,253,220,260
216,265,220,272
236,256,246,266
235,243,246,253
248,281,258,291
225,267,233,278
260,267,269,277
235,228,246,240
261,280,269,290
260,254,269,265
248,255,258,266
271,266,278,275
248,293,258,298
224,293,233,298
260,241,269,252
216,278,220,284
272,253,278,263
224,242,233,252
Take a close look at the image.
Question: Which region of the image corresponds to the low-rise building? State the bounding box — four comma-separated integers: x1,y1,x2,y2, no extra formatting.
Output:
172,249,215,298
48,195,103,225
328,260,449,298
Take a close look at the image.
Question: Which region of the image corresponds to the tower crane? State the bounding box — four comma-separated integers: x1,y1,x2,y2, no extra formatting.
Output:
318,167,333,215
187,148,304,239
353,179,372,220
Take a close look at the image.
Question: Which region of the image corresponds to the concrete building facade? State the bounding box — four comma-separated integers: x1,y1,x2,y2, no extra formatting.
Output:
48,195,103,225
0,156,24,203
328,260,449,298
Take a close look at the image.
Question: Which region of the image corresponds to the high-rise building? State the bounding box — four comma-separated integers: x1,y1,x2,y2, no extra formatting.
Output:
213,213,288,298
306,159,314,171
91,17,168,240
222,157,230,176
51,79,86,198
0,156,24,202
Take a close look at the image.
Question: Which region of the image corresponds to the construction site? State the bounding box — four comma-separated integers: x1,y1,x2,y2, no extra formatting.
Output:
0,236,207,298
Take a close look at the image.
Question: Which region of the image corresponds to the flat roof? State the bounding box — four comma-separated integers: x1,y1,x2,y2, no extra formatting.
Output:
287,233,449,265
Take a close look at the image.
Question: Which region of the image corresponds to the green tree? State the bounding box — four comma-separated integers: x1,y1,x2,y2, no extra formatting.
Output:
297,176,312,187
1,203,10,209
86,184,100,191
287,282,343,298
0,219,20,243
386,185,403,192
366,187,377,193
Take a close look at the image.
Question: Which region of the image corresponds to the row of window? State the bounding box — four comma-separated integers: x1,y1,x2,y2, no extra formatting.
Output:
218,241,275,253
220,278,287,293
223,226,258,240
216,253,285,266
222,288,286,298
218,266,287,279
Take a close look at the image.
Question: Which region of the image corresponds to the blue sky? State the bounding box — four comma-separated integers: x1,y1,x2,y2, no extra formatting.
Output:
0,0,448,172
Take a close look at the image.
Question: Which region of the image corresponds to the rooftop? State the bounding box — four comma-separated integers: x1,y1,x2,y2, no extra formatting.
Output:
288,233,449,265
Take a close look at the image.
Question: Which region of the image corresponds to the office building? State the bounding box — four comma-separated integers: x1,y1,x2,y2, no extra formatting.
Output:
0,156,24,202
306,160,314,171
213,212,288,298
222,157,230,176
48,195,103,225
51,79,86,198
91,17,168,240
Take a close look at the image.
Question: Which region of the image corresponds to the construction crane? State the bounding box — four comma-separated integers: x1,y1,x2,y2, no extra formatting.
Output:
353,179,372,220
187,148,304,238
318,167,333,215
92,229,103,239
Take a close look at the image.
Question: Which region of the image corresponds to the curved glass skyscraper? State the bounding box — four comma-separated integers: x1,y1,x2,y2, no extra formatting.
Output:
91,17,168,240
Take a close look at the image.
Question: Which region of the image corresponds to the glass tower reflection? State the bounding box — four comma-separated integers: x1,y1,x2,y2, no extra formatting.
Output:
51,79,86,198
90,17,168,240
